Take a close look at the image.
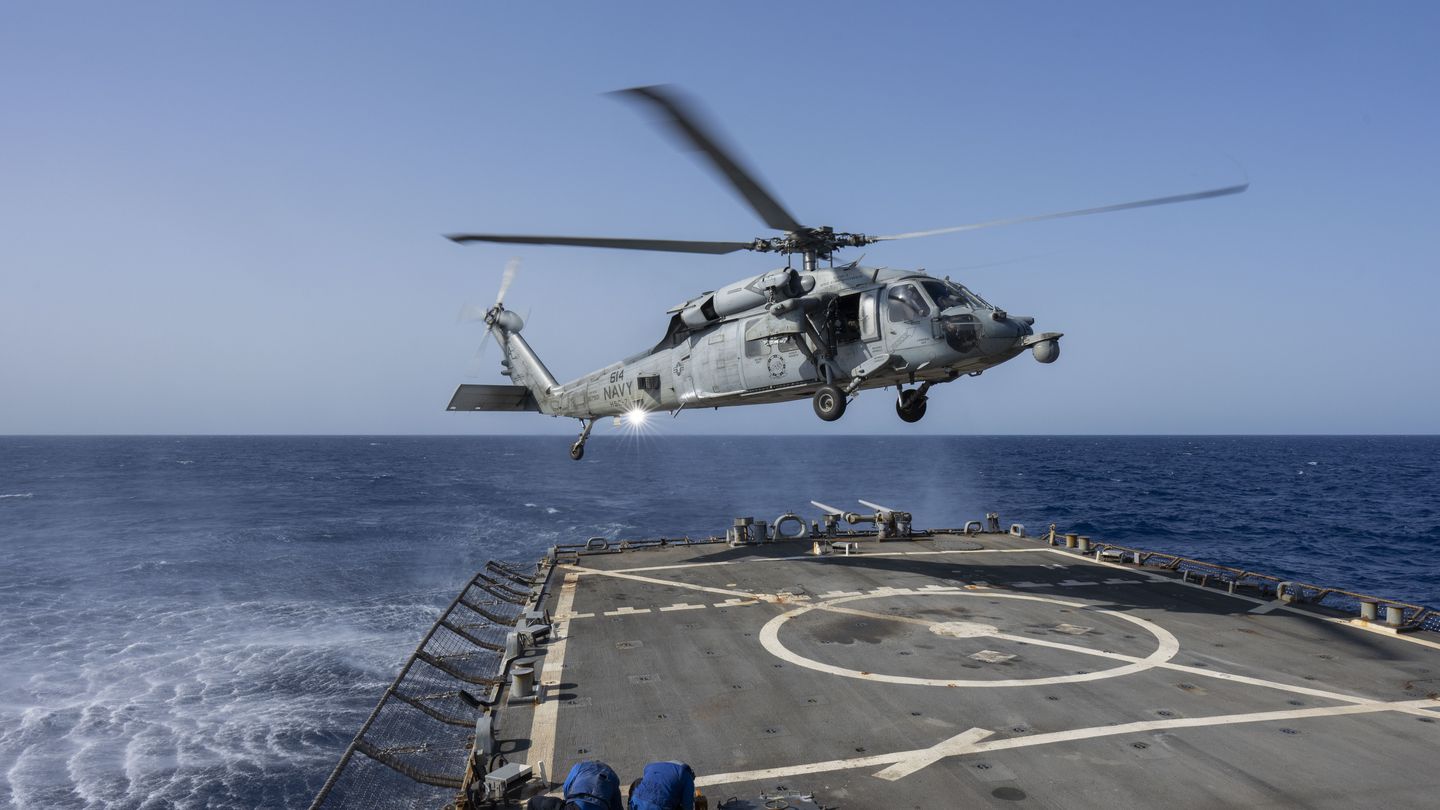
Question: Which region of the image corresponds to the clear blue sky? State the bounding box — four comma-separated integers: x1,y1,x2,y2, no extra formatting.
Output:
2,2,1437,435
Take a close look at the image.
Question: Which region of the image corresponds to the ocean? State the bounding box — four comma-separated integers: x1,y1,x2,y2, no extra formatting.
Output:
1,435,1437,808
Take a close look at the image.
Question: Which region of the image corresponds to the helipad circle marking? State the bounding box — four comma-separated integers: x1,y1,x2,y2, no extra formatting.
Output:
758,590,1179,688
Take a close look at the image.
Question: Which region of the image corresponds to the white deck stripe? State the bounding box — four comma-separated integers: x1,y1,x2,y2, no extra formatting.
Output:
561,564,772,602
1045,547,1440,652
528,571,578,783
873,727,993,781
694,698,1440,787
603,606,652,616
577,546,1045,577
774,594,1376,704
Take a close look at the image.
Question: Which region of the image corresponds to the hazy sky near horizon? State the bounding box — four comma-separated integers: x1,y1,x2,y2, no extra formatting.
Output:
2,2,1437,436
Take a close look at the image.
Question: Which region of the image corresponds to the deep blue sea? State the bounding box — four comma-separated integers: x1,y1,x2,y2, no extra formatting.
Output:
1,435,1437,808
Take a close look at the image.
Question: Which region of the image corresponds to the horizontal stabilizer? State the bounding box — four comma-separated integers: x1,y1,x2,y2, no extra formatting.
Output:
446,384,540,412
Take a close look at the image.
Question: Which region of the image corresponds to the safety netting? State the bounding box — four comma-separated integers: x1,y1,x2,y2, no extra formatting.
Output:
310,561,540,810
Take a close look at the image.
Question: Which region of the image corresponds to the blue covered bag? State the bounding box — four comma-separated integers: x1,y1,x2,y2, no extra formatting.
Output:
627,761,695,810
561,760,622,810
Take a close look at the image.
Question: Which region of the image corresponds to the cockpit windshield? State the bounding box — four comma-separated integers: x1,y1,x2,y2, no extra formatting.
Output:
922,279,990,311
886,283,931,322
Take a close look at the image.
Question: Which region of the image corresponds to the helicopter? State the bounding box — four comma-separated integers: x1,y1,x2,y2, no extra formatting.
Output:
445,86,1247,460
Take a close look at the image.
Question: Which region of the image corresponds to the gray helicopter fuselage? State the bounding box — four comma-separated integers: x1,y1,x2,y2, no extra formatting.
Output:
523,263,1054,419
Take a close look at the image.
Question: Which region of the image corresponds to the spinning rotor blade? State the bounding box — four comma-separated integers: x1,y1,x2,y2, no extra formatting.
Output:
613,85,805,233
457,303,488,323
495,257,520,307
872,182,1250,243
446,233,752,255
465,334,493,377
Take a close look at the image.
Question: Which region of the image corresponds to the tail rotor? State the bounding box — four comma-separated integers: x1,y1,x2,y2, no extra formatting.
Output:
459,257,524,374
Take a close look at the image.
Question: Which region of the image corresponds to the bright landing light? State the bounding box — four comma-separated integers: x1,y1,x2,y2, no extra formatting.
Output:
623,407,649,427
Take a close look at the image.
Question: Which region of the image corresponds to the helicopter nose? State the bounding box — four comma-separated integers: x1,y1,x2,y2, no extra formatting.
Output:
982,310,1023,341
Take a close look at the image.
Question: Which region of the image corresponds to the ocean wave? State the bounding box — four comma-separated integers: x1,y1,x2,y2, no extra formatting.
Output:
1,492,34,499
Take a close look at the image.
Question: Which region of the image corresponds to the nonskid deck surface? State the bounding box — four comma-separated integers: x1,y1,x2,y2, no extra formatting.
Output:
506,534,1440,809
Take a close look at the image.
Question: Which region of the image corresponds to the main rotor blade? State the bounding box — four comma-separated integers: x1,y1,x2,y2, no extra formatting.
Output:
446,233,752,255
614,85,805,234
871,182,1250,243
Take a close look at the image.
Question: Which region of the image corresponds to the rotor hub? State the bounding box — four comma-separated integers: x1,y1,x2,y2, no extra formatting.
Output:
749,226,873,259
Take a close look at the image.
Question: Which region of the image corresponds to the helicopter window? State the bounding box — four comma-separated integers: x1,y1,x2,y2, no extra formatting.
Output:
959,282,992,309
921,280,969,311
744,334,797,357
886,284,931,322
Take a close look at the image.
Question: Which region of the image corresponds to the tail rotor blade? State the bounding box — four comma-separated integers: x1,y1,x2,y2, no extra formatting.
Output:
464,333,494,378
457,303,488,324
495,257,520,308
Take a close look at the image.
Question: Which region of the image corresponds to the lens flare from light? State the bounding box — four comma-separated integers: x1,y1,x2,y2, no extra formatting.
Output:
624,407,649,427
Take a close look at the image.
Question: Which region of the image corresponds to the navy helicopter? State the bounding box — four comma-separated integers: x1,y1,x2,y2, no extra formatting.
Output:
445,86,1246,460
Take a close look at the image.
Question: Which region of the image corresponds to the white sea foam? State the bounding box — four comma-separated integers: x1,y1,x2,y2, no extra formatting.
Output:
524,503,537,508
0,591,414,810
545,507,559,514
0,493,33,499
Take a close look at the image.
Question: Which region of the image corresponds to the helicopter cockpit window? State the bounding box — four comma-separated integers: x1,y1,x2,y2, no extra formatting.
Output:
886,283,931,322
921,279,969,311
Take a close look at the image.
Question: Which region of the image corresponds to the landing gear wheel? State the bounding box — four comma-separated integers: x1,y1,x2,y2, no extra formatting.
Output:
569,418,594,461
813,385,846,422
896,389,928,423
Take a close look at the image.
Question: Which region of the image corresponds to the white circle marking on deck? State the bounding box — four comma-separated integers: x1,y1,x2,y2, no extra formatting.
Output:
758,590,1180,688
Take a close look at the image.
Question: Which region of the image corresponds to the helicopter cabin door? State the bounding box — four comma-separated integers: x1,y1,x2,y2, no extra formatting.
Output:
691,320,743,396
829,291,881,374
741,312,811,389
858,290,880,343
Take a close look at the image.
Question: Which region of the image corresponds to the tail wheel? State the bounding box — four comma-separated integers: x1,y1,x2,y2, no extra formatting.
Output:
896,389,928,423
813,385,846,422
